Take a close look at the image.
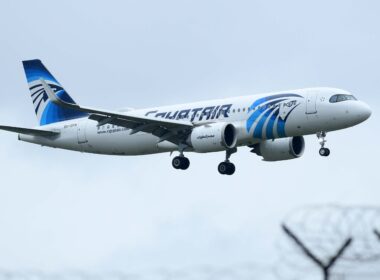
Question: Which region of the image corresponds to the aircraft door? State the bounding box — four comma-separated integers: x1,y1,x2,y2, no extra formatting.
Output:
77,120,88,144
306,92,317,114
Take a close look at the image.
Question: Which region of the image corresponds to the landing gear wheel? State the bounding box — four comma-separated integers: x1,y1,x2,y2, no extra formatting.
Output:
172,156,182,169
172,156,190,170
227,162,235,175
181,157,190,169
319,148,330,157
218,162,228,174
218,162,235,175
218,148,237,175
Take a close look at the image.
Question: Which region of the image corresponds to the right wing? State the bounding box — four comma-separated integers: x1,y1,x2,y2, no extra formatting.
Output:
0,125,59,137
40,79,194,144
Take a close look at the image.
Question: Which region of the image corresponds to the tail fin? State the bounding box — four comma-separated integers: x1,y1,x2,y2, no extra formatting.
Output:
22,59,88,125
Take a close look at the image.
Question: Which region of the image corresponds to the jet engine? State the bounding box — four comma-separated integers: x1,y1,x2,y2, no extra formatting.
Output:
251,136,305,161
188,123,237,153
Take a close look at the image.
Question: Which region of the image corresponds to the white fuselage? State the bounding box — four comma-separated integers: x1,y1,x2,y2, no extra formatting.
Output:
18,87,371,155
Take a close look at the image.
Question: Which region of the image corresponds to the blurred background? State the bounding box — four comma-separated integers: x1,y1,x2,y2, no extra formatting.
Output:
0,1,379,279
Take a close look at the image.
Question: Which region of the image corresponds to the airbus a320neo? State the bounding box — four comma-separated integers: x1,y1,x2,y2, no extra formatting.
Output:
0,60,372,175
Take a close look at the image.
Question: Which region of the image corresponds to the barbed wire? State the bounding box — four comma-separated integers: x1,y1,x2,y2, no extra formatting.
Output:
274,204,380,280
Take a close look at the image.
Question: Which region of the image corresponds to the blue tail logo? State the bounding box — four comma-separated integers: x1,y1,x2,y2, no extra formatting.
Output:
246,93,303,139
23,59,88,125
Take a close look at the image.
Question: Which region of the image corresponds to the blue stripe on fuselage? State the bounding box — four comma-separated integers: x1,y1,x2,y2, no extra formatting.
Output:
265,108,280,139
253,108,274,138
246,99,287,133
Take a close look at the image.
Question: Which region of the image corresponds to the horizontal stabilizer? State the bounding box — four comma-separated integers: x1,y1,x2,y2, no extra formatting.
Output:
0,125,59,137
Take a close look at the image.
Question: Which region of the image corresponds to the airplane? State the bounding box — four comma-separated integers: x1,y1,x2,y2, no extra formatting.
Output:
0,60,372,175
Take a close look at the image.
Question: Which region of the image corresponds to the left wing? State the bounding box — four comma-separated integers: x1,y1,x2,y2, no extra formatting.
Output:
40,79,193,144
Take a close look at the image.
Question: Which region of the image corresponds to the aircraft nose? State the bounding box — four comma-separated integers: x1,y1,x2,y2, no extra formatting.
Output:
344,100,372,127
359,101,372,122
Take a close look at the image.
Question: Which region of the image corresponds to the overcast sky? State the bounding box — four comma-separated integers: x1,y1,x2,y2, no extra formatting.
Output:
0,1,379,279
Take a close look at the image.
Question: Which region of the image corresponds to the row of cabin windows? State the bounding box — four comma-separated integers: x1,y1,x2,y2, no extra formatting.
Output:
232,107,248,113
98,125,121,130
231,106,272,113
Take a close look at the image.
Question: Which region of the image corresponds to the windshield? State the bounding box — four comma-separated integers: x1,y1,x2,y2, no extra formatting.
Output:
329,94,357,103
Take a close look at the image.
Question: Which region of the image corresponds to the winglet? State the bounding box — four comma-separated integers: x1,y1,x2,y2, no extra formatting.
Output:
40,79,80,110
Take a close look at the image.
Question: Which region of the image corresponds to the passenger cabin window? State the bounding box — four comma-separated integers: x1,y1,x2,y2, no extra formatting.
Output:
329,94,357,103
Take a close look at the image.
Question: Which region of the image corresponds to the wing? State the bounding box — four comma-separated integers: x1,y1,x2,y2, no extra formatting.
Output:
40,79,194,144
0,125,59,137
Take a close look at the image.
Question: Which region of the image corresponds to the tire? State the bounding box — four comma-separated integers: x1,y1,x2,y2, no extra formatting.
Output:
218,162,228,175
319,148,326,156
324,148,330,157
172,156,190,170
180,157,190,170
226,163,235,175
172,156,182,169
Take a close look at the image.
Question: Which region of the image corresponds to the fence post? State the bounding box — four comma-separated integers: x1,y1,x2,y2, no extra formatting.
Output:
282,224,352,280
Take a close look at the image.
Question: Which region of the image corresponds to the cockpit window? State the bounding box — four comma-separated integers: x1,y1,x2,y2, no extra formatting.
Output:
329,94,357,103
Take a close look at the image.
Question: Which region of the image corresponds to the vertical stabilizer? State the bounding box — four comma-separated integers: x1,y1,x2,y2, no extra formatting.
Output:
22,59,88,125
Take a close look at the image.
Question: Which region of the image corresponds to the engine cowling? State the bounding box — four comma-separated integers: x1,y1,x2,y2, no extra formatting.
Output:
188,123,237,153
251,136,305,161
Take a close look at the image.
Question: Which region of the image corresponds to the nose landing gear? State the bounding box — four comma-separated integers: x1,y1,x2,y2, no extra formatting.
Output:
317,131,330,157
218,148,237,175
319,147,330,157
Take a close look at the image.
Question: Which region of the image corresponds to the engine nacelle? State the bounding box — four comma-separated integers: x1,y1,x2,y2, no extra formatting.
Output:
251,136,305,161
188,123,237,153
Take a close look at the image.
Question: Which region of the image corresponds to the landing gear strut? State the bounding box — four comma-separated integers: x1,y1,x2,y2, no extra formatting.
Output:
218,148,237,175
317,131,330,157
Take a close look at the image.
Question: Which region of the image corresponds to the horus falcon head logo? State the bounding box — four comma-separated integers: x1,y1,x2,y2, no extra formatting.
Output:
246,93,303,139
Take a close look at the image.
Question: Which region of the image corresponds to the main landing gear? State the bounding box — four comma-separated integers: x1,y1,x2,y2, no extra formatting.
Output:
218,148,237,175
317,131,330,157
171,145,237,175
172,155,190,170
172,144,190,170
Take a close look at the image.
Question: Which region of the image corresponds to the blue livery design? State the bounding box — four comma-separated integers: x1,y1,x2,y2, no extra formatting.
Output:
22,59,88,125
246,93,303,139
